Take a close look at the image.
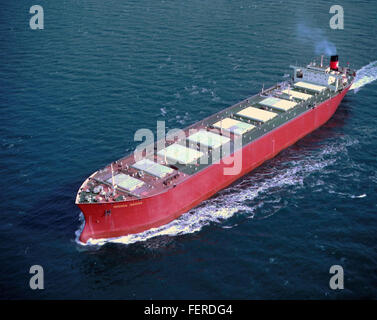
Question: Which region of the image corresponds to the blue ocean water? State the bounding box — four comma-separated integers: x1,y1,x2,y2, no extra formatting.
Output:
1,0,376,299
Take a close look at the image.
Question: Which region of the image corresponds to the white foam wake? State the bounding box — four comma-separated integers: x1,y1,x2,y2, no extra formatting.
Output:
76,134,356,247
350,61,377,92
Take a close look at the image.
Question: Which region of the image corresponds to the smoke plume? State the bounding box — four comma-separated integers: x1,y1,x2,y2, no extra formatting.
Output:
296,23,337,56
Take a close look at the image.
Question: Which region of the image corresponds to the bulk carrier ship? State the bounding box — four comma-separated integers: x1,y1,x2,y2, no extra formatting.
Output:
76,55,355,243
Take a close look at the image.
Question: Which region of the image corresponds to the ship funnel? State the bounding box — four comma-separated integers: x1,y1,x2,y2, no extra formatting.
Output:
330,55,339,71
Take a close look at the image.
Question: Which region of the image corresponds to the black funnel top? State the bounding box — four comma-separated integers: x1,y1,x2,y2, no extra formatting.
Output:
330,55,339,62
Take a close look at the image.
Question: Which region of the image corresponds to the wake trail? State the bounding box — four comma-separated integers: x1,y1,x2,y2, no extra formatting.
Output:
350,61,377,92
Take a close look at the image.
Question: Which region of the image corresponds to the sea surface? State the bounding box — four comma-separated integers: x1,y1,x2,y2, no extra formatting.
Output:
1,0,376,299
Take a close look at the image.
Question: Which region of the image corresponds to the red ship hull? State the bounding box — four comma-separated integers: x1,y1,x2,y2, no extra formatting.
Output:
78,85,351,243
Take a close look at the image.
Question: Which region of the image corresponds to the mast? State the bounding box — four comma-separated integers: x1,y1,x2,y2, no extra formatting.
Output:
111,162,116,192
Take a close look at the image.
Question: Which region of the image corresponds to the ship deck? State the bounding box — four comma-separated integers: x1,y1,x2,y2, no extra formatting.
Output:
77,64,355,205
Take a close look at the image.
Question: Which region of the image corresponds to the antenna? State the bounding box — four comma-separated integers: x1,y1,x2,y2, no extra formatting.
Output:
111,163,115,187
111,162,117,194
